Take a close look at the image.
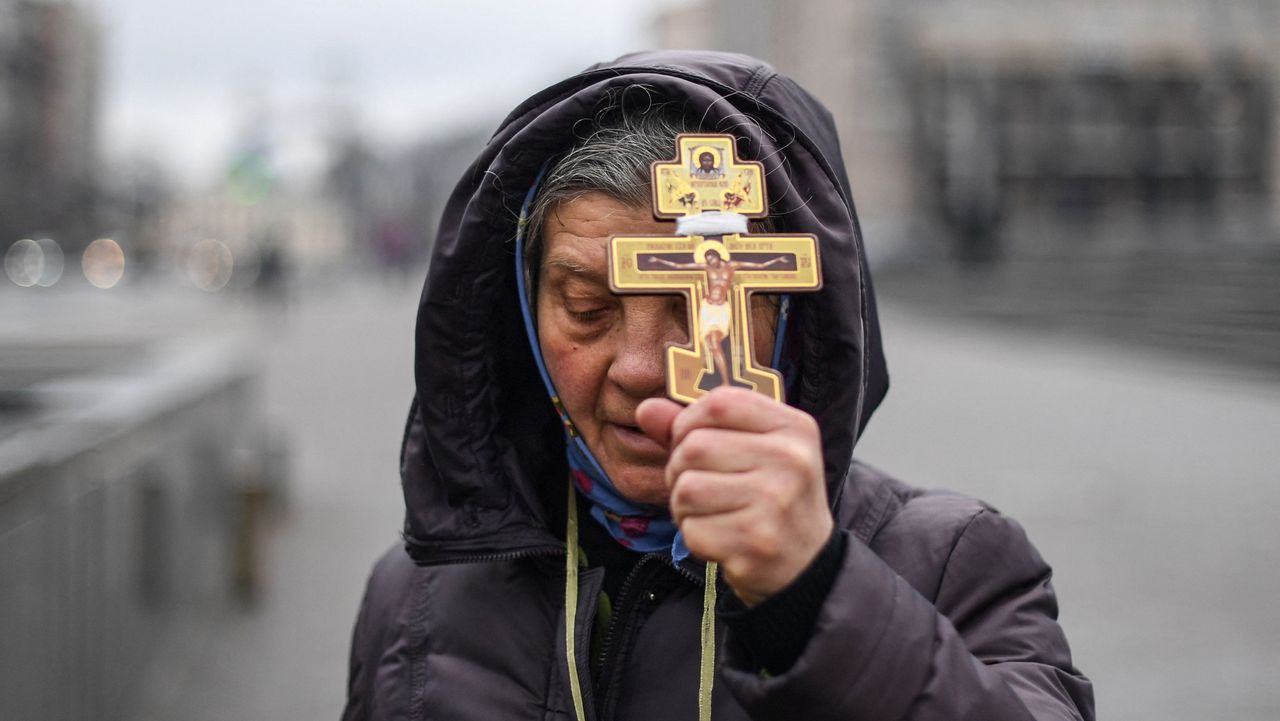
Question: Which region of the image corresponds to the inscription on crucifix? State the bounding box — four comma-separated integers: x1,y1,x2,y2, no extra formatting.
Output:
608,134,822,404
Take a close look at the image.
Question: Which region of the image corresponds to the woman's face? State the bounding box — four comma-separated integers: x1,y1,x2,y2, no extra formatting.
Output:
536,192,775,506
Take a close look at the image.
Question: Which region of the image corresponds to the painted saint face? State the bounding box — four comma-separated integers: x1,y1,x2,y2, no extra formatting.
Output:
536,192,776,505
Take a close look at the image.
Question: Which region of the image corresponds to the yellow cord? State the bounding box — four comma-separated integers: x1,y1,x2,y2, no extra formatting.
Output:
699,561,718,721
565,480,587,721
565,477,718,721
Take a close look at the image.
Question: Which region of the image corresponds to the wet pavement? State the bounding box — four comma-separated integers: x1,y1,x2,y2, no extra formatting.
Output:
114,277,1280,721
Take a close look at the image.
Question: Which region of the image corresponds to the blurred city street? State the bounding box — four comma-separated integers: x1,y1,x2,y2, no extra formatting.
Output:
4,1,1280,719
62,278,1273,721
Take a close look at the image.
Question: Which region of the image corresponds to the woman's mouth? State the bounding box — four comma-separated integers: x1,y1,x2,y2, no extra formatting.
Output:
606,422,667,459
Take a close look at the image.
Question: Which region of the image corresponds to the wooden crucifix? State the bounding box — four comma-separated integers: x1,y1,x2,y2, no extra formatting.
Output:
607,133,822,404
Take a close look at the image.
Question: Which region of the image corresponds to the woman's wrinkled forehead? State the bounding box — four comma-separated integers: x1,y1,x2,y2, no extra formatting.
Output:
535,194,672,289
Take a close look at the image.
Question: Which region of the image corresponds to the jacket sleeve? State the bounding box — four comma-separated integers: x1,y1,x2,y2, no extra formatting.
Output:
341,545,421,721
718,509,1095,721
342,580,375,721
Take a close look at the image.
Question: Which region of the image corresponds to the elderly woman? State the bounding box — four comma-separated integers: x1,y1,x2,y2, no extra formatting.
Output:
343,51,1093,721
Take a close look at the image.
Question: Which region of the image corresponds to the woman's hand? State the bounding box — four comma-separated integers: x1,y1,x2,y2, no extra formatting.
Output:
636,387,832,606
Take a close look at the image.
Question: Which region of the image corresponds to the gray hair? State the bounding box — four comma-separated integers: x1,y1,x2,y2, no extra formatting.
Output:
522,88,774,296
524,94,691,286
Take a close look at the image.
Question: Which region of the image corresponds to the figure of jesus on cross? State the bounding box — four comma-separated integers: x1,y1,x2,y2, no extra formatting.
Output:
644,247,791,391
608,133,822,404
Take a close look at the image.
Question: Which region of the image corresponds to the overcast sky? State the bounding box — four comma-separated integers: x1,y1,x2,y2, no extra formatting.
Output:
93,0,686,185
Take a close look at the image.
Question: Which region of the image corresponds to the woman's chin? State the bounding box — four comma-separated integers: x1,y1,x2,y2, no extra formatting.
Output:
608,469,670,509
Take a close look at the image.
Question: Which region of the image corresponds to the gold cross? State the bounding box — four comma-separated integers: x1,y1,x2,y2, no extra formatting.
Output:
607,134,822,404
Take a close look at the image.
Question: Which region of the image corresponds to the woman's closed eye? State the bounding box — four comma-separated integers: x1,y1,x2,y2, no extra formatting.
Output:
567,307,608,323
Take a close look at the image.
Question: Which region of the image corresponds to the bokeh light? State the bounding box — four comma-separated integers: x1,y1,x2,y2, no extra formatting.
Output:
82,238,126,289
186,239,235,292
34,238,64,287
4,238,42,287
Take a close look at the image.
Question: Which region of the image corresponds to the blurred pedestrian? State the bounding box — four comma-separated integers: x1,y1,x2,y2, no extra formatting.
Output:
255,226,291,309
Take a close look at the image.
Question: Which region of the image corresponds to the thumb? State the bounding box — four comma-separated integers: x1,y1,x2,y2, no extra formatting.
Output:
635,397,682,450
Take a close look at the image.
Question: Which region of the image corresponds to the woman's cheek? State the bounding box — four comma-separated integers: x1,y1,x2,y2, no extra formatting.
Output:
543,337,597,404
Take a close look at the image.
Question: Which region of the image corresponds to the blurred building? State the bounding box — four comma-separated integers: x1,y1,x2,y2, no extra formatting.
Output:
325,119,490,276
656,0,1280,264
0,0,102,250
154,182,351,291
398,124,491,253
319,82,447,276
142,92,355,290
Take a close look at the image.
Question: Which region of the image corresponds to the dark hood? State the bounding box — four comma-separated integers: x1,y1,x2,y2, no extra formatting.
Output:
400,50,888,563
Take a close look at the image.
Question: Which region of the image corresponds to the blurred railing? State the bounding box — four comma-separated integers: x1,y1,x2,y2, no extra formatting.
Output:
0,338,269,721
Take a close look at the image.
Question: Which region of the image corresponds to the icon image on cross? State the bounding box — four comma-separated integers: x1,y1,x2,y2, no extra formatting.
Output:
608,134,822,404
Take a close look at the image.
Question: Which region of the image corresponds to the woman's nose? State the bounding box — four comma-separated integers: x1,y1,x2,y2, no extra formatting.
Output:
607,296,689,396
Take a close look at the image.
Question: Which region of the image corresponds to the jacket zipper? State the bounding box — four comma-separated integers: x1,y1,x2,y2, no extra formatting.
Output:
672,559,709,587
594,555,665,720
403,544,566,567
409,544,707,719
